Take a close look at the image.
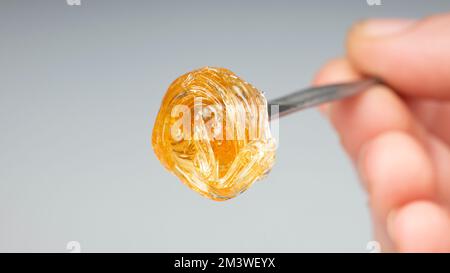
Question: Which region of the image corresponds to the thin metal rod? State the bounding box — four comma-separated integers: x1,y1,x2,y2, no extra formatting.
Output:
268,78,379,119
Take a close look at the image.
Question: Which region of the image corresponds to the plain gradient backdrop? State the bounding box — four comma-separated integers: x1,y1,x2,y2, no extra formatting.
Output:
1,0,449,252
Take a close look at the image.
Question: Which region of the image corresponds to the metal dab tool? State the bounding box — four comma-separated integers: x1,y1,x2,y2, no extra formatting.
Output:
267,78,379,119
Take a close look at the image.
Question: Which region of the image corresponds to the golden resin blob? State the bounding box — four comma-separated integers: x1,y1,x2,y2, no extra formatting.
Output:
152,67,276,201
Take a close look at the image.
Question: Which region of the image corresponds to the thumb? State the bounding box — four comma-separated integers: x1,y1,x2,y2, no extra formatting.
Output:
347,13,450,99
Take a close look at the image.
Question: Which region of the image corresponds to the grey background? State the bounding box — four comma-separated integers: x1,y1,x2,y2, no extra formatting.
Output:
0,0,448,252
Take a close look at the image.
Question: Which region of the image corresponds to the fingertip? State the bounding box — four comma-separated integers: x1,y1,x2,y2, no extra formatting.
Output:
313,58,361,120
346,19,417,76
346,15,450,99
360,131,436,216
388,200,450,252
317,104,330,117
312,58,360,86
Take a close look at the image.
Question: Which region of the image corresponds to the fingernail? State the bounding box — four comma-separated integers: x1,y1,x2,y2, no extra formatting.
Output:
355,19,417,38
386,209,398,240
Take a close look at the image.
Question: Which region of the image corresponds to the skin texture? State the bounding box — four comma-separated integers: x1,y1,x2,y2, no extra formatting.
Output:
313,13,450,252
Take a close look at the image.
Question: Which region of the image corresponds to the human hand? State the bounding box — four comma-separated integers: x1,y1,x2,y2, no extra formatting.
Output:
314,14,450,252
